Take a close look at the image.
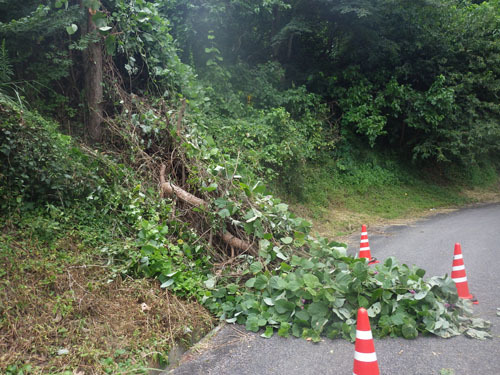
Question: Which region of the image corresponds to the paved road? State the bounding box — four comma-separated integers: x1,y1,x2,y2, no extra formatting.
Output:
166,203,500,375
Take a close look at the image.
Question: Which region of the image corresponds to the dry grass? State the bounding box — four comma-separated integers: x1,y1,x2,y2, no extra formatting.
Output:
0,234,214,374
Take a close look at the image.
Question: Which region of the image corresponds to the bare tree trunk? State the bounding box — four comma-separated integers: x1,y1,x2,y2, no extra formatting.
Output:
82,7,103,143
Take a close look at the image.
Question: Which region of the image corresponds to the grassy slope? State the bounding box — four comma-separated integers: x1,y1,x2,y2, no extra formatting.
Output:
0,97,214,374
292,176,500,240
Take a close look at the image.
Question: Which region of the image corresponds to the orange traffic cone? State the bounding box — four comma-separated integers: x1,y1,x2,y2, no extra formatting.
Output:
451,243,478,304
353,307,380,375
359,225,379,264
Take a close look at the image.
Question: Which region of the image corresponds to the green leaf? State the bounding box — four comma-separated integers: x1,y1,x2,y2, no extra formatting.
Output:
218,208,230,218
261,326,274,338
311,316,328,333
367,302,381,317
274,299,295,314
278,322,290,337
416,268,426,278
358,295,370,308
280,262,292,272
303,273,321,288
92,12,107,28
250,262,263,274
66,24,78,35
414,290,428,300
160,279,174,288
269,276,287,290
295,309,310,321
287,279,302,292
464,328,493,340
307,302,329,317
253,275,268,290
281,236,293,244
105,35,116,55
204,277,216,289
263,297,274,306
276,203,288,212
246,315,260,332
391,312,406,325
402,323,418,339
245,277,256,288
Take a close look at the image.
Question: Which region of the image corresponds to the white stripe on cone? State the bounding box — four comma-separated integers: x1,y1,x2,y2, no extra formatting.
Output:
360,246,370,250
453,276,467,283
361,232,367,235
454,254,463,260
452,265,465,271
356,330,373,340
354,351,377,362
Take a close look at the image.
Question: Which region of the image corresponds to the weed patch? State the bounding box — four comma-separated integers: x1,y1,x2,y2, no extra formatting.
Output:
0,227,213,374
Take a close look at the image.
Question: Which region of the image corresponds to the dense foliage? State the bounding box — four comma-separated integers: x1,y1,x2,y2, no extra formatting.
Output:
0,1,497,371
163,0,500,170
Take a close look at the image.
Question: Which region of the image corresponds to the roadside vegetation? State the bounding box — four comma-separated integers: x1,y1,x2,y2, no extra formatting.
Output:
1,0,499,373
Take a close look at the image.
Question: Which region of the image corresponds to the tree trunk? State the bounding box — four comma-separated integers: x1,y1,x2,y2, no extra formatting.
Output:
82,7,103,143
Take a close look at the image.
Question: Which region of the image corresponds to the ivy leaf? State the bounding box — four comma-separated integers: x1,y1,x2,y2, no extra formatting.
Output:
104,34,116,56
281,236,293,244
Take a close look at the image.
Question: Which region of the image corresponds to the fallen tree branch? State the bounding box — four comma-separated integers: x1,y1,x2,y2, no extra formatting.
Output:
160,164,206,208
159,164,254,254
222,232,253,252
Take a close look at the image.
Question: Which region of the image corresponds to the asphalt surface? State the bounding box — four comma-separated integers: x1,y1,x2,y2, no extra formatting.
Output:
165,203,500,375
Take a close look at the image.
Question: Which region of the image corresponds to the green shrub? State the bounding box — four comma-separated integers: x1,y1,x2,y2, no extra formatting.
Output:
0,94,98,207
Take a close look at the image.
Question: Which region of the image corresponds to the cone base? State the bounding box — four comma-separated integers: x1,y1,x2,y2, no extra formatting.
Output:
368,258,379,265
354,361,380,375
460,294,479,305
